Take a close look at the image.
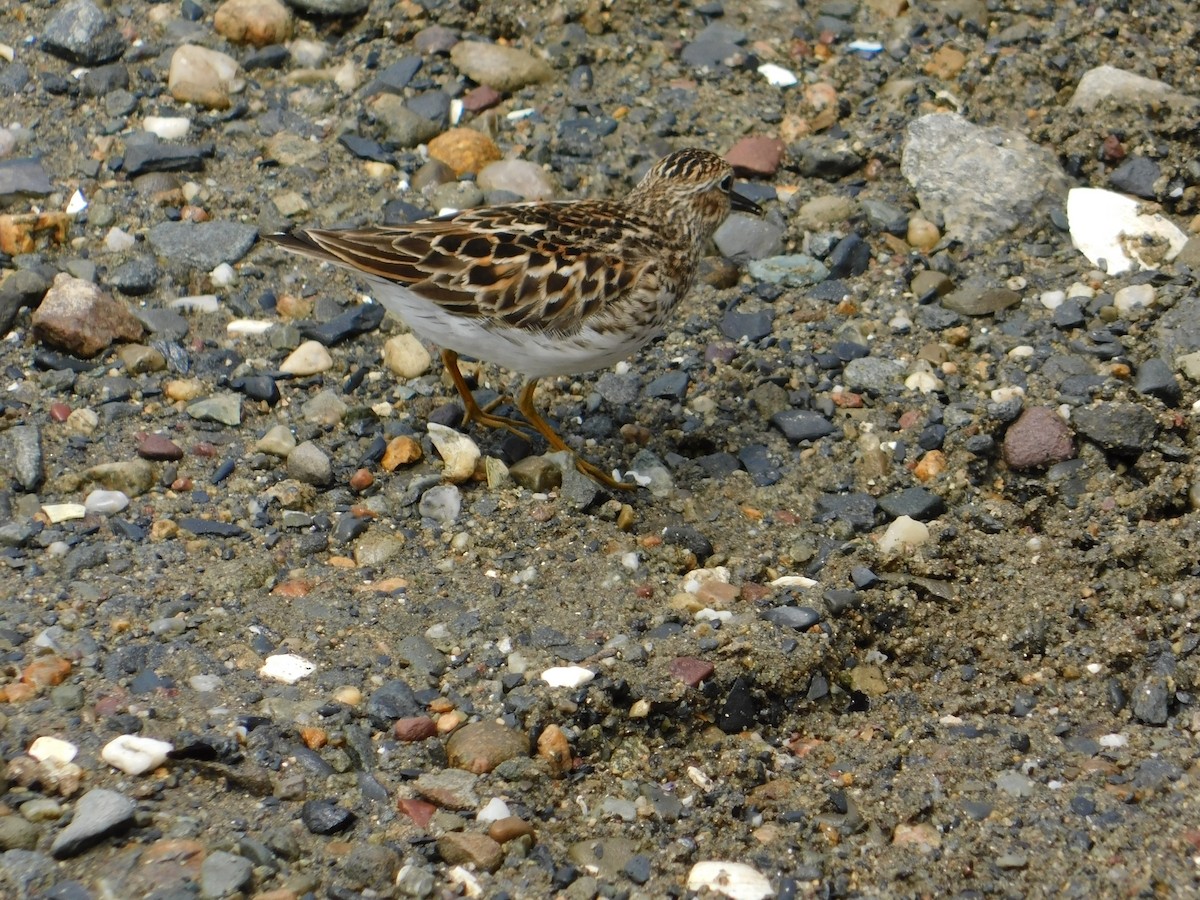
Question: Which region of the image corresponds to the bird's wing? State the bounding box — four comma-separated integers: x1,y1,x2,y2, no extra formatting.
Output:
267,202,660,336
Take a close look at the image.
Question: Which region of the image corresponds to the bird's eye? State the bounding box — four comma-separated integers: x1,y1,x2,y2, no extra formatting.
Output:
719,175,734,192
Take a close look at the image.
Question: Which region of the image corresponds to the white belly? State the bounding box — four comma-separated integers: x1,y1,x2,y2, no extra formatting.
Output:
369,278,661,379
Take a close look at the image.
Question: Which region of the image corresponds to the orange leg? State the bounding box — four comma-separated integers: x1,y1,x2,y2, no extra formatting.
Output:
516,380,634,491
441,349,531,438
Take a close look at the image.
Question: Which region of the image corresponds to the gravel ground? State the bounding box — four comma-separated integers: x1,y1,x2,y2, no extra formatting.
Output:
3,0,1200,897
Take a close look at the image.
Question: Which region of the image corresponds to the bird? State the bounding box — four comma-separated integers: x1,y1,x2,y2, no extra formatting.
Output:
265,148,761,490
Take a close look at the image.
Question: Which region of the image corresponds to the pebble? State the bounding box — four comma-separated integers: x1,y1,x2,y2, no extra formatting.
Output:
260,653,316,684
280,339,333,375
200,850,254,898
287,440,333,486
747,254,830,286
187,394,243,426
1113,283,1155,315
101,735,173,775
878,516,930,554
725,136,786,176
168,44,245,110
418,484,462,527
3,425,43,491
50,789,136,859
300,799,355,835
84,489,129,515
1070,64,1197,112
713,214,784,261
214,0,293,47
382,333,432,378
1066,187,1188,274
477,159,556,201
427,424,480,483
446,722,528,774
427,128,503,176
1003,407,1075,469
42,0,127,65
449,41,553,92
31,274,143,358
771,410,835,443
437,832,503,873
87,459,154,496
0,158,52,202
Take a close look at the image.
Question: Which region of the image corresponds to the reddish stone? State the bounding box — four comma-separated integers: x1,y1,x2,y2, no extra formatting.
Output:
394,716,438,742
740,582,771,603
192,441,217,457
669,656,715,687
349,468,374,492
49,402,71,422
1003,407,1075,470
137,432,185,461
462,85,503,112
725,136,786,177
830,391,863,408
21,655,71,688
398,797,437,828
898,409,923,429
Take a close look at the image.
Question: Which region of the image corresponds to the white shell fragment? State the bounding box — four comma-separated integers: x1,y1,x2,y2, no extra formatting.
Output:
541,666,595,688
770,574,819,589
41,503,87,523
227,319,275,336
757,63,797,87
260,653,316,684
66,189,87,215
686,861,774,900
102,734,174,775
29,736,78,765
1066,187,1188,275
476,797,512,823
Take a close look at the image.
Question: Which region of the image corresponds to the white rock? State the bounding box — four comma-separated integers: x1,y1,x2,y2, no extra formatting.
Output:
427,422,480,484
686,861,774,900
686,765,714,791
41,503,87,523
29,736,78,765
289,39,327,68
1113,283,1155,314
476,797,512,823
143,116,191,140
1066,281,1095,299
102,734,174,775
84,489,130,515
66,407,99,435
280,339,333,375
1039,289,1065,310
905,370,944,393
210,262,237,287
189,674,222,692
878,515,931,554
758,63,797,87
260,653,316,683
541,666,595,688
1067,187,1188,274
382,333,432,378
1099,733,1129,748
104,227,136,253
990,385,1025,403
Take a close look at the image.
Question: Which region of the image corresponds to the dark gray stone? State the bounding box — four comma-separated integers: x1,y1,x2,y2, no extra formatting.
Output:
1109,156,1161,199
1131,676,1170,725
764,606,822,629
42,0,128,65
366,679,421,727
147,221,259,270
721,308,774,341
814,492,878,529
110,256,160,296
200,851,254,898
0,158,52,203
122,140,213,176
1133,358,1181,405
50,789,136,858
645,371,689,401
878,487,945,520
771,409,834,443
1071,402,1157,454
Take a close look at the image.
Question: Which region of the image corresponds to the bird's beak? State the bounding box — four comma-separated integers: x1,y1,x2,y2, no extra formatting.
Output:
730,190,762,215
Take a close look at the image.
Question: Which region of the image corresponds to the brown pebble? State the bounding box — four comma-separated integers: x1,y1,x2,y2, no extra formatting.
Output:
536,723,572,776
398,797,436,828
462,85,503,112
1003,407,1075,470
446,721,529,774
488,816,536,844
725,135,786,177
382,436,422,471
669,656,715,687
31,274,144,358
136,432,185,461
428,128,502,176
349,468,374,492
394,716,438,742
49,403,71,422
437,832,503,872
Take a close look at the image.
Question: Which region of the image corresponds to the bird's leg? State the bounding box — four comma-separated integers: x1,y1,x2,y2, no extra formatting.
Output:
441,349,531,437
516,380,635,492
